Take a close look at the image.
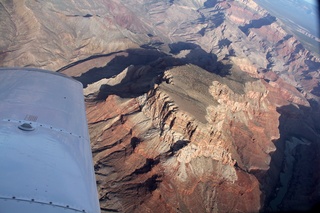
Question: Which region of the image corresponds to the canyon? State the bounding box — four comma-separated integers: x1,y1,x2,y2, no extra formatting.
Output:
1,0,320,212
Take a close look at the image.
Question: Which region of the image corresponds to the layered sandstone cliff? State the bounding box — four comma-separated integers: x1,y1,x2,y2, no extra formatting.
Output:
86,64,266,212
83,50,318,212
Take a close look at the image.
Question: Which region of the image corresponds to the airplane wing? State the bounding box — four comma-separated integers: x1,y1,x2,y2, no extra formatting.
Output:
0,68,100,213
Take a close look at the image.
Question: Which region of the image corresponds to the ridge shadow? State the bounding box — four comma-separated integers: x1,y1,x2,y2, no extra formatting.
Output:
261,102,320,212
71,42,232,100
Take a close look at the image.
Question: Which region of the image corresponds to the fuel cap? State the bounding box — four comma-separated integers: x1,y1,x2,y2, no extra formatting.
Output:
18,123,35,131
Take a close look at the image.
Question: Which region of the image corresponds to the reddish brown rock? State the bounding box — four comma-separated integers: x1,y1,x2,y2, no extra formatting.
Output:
85,63,296,212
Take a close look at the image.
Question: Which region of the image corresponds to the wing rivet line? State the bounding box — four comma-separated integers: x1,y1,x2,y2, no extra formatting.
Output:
4,119,86,139
0,196,87,212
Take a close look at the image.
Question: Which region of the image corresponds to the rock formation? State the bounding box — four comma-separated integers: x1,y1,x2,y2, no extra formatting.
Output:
1,0,320,212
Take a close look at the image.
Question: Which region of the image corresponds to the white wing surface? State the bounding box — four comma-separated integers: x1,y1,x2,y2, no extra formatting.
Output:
0,68,100,213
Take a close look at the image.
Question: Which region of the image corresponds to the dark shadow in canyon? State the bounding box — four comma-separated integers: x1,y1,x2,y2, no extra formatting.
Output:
239,14,276,36
130,137,141,150
260,102,320,212
168,140,190,156
197,10,225,32
311,84,320,96
57,50,124,74
70,42,232,100
134,158,160,175
204,0,217,8
65,49,167,88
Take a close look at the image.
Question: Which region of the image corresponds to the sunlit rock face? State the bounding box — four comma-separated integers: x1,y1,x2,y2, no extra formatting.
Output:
86,65,268,212
1,0,320,212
